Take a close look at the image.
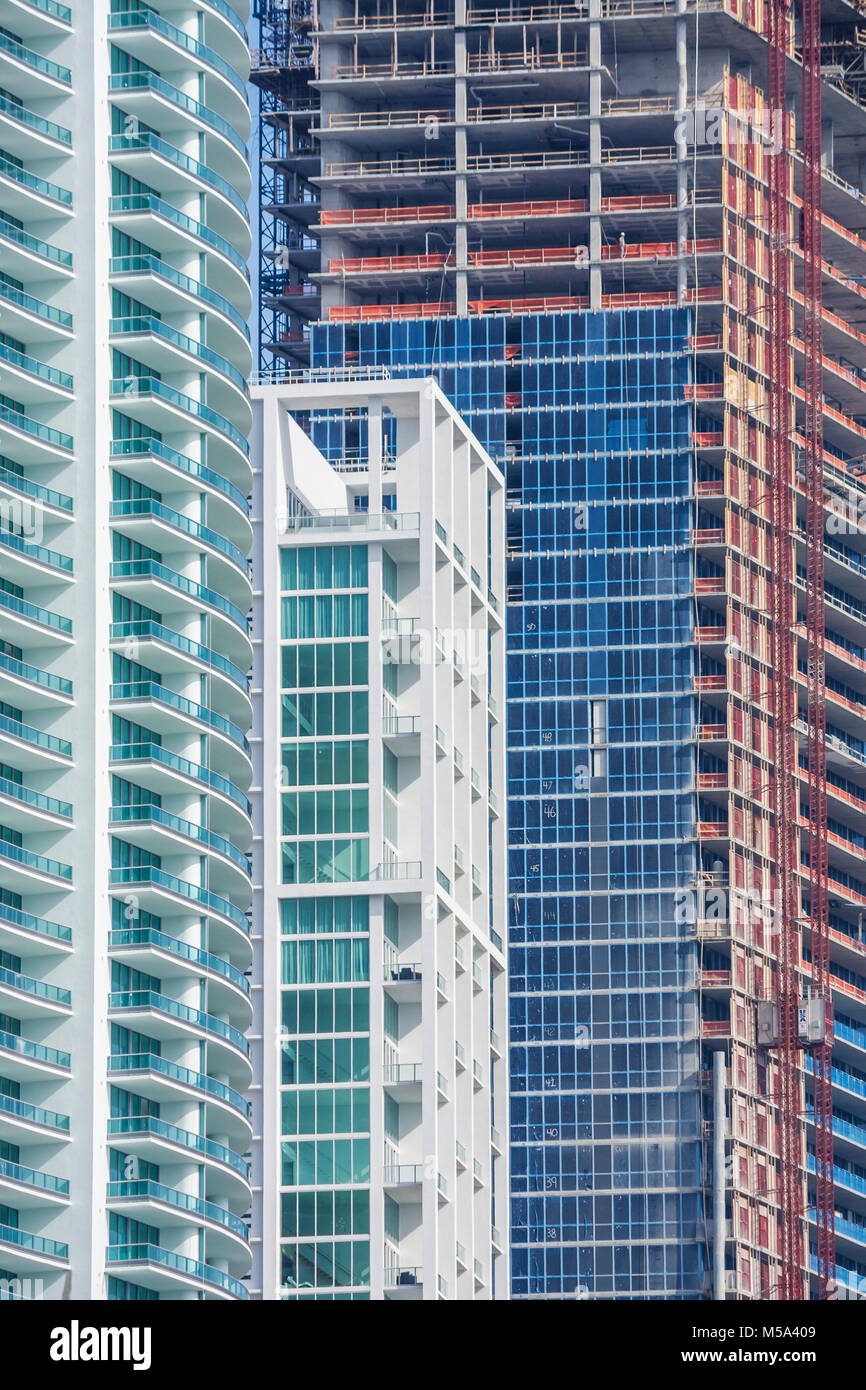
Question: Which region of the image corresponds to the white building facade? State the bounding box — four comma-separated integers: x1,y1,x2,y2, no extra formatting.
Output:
0,0,254,1299
250,375,508,1299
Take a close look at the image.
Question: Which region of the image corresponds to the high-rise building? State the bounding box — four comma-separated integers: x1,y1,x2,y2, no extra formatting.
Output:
279,0,866,1300
0,0,254,1299
248,373,508,1299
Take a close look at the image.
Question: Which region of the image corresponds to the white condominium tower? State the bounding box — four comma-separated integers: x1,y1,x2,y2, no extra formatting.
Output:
0,0,254,1298
249,374,508,1299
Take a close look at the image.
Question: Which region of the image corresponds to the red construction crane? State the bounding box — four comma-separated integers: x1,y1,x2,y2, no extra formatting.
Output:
765,0,834,1300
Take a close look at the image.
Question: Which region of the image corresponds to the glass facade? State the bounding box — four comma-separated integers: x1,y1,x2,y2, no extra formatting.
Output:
313,307,705,1298
278,896,372,1299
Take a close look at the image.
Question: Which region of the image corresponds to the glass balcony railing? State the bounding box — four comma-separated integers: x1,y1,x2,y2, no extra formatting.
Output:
0,836,72,880
109,255,249,339
0,711,71,760
108,991,249,1057
110,438,249,516
0,1026,70,1068
107,10,246,100
108,193,248,280
109,741,251,817
0,277,73,330
22,0,71,22
0,773,72,819
108,865,250,934
0,962,70,1005
287,511,420,533
0,585,72,634
0,30,71,84
0,215,71,268
108,926,249,995
0,1089,68,1131
107,132,248,220
110,680,249,754
106,1243,247,1297
110,619,250,693
0,1154,68,1196
110,496,248,571
107,73,247,158
0,1222,68,1259
0,339,72,392
107,1115,247,1179
0,648,72,696
0,524,73,571
199,0,246,39
0,152,72,205
0,406,73,453
0,897,71,944
108,377,248,459
0,92,71,144
106,1178,247,1240
0,461,72,510
109,316,247,395
109,558,249,632
108,1052,250,1118
109,804,251,878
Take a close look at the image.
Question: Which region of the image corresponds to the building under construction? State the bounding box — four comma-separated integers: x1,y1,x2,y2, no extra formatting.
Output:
255,0,866,1299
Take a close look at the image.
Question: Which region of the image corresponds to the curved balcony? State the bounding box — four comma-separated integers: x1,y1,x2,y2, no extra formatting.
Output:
0,710,71,772
109,496,249,582
106,1179,248,1263
194,0,250,76
107,1053,251,1137
109,439,250,541
0,1221,68,1273
0,88,71,161
0,27,70,97
108,377,250,493
0,772,72,831
108,865,249,957
109,620,250,723
0,1154,68,1206
0,647,73,709
0,1026,70,1080
0,150,72,219
0,961,70,1018
0,212,72,281
0,586,72,650
107,991,250,1082
0,403,73,464
6,0,72,35
108,192,250,313
109,804,251,903
0,459,72,513
107,132,250,256
106,9,249,133
105,1242,247,1300
108,317,250,431
0,524,72,584
107,1115,248,1204
0,899,71,956
0,835,72,892
0,338,73,404
109,254,251,364
0,1089,69,1142
108,924,251,1001
109,680,249,784
108,741,251,830
0,272,73,342
109,558,250,658
107,72,249,193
